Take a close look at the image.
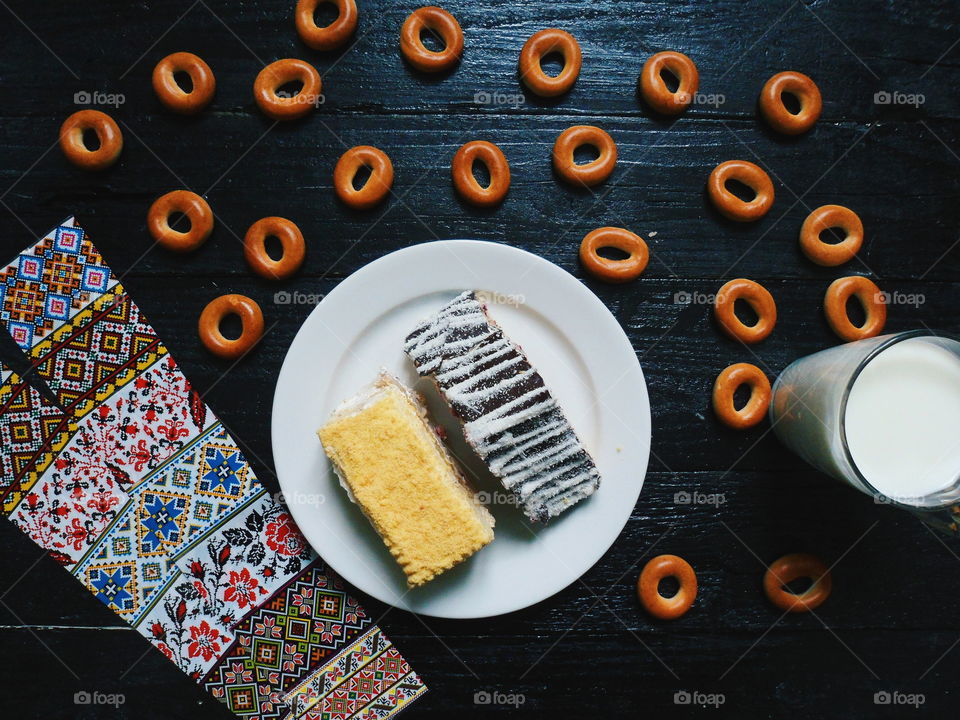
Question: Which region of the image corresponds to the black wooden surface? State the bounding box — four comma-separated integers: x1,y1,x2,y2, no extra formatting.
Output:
1,0,959,717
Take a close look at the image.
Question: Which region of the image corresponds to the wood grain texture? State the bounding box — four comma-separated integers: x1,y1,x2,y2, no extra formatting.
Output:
1,0,959,717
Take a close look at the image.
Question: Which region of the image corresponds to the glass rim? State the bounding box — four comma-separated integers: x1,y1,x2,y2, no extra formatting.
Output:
838,328,960,511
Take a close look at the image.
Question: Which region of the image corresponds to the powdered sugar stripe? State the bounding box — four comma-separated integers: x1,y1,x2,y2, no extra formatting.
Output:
405,291,601,523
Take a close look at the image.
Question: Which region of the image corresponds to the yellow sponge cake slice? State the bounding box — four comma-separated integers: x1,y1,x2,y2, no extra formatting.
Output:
317,372,494,587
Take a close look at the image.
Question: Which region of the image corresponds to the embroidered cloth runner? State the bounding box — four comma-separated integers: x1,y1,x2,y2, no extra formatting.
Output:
0,217,426,719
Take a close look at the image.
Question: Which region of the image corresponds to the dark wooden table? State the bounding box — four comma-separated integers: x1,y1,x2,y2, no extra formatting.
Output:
2,0,959,717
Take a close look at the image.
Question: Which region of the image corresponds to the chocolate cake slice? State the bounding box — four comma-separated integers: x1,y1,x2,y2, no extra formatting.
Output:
403,291,601,523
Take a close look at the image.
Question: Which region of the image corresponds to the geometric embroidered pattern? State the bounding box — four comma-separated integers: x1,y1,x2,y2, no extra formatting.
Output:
305,646,425,720
29,289,166,419
138,490,189,555
72,424,264,622
0,367,74,515
200,447,248,498
133,423,262,557
202,643,290,720
75,509,176,619
231,562,373,700
0,218,426,720
0,217,116,350
287,628,427,719
87,562,137,613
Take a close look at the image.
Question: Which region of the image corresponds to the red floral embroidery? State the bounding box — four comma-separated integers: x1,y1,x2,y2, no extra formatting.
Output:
158,418,190,443
86,489,120,516
63,517,92,551
54,358,206,489
129,439,156,473
223,567,260,609
187,620,223,662
264,513,306,557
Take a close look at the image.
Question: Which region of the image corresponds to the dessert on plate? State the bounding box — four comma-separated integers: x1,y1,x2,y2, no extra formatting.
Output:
317,371,494,587
403,291,601,523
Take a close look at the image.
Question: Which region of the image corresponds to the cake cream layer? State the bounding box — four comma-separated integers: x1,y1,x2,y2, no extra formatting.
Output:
404,291,601,523
317,372,494,587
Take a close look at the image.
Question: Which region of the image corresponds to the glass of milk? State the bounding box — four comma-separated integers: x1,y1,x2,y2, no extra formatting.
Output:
770,330,960,532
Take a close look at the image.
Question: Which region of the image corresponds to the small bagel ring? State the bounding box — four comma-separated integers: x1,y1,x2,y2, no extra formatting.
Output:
764,553,832,613
823,276,887,342
59,110,123,171
519,28,582,97
243,217,306,281
152,52,216,115
334,145,394,209
712,363,771,429
451,140,510,207
579,227,649,283
708,160,775,222
147,190,214,253
296,0,358,51
800,204,863,267
400,6,463,73
639,51,699,116
760,71,822,136
637,554,697,620
553,125,617,187
253,58,322,121
198,294,265,360
714,278,777,344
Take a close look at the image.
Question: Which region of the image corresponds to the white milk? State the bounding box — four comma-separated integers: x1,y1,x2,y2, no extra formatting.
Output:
844,337,960,501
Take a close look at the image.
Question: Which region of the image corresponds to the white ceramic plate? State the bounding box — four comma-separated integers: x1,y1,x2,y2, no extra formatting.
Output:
272,240,650,618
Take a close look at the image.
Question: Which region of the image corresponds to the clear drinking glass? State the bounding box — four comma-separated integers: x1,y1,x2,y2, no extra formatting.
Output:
770,330,960,534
